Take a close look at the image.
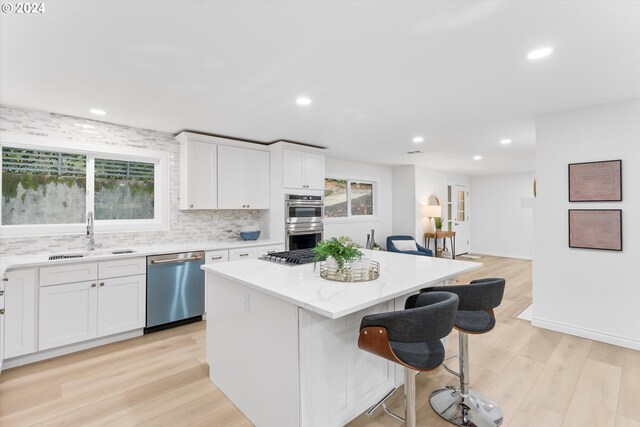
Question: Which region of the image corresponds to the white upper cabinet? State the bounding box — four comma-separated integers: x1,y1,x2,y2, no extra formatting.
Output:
218,145,269,209
177,132,270,210
180,139,218,210
283,149,325,190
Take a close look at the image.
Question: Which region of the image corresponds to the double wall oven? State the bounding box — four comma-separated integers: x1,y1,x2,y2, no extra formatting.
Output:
285,194,324,250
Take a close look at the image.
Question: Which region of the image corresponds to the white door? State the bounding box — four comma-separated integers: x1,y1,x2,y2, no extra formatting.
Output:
244,149,270,209
217,145,247,209
39,281,98,350
450,185,470,256
4,269,37,359
187,141,218,209
304,153,325,190
97,275,146,337
282,149,305,189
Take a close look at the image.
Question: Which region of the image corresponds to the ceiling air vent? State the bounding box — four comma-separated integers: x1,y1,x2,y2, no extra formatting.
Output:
407,150,423,155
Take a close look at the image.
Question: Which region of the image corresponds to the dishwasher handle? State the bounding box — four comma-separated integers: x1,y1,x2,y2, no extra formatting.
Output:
150,255,203,265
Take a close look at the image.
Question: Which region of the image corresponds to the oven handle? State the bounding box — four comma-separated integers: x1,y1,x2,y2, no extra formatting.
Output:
286,229,324,235
286,201,324,207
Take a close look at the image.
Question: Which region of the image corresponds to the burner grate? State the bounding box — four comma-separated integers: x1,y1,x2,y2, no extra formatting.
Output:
260,249,323,265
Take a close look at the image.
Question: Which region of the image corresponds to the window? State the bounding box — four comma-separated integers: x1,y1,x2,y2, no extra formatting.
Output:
1,133,168,236
2,147,87,225
324,178,375,218
94,158,155,220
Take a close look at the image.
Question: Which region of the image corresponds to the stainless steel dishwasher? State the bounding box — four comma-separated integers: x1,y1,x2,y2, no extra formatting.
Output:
145,251,205,333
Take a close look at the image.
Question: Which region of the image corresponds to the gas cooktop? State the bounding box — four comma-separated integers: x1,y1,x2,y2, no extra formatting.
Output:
260,248,323,266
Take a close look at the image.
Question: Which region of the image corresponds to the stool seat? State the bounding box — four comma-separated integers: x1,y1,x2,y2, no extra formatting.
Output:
455,310,495,333
390,340,445,371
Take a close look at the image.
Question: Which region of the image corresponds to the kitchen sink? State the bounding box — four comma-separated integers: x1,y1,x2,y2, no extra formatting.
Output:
48,249,136,260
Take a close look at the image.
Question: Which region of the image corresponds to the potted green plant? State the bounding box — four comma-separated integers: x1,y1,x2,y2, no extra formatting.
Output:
314,236,363,271
434,217,444,230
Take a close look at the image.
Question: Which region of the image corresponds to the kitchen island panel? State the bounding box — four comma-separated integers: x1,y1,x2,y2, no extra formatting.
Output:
206,273,300,427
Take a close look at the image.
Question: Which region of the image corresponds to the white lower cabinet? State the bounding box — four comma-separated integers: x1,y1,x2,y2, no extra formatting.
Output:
229,248,258,261
258,244,285,257
3,268,38,359
39,281,98,351
39,275,146,351
97,275,146,337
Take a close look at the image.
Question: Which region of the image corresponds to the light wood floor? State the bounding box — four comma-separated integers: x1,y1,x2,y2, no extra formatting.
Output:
1,256,638,426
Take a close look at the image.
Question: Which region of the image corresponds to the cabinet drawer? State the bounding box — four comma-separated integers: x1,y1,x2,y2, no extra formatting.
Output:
99,257,146,279
40,262,98,287
228,248,258,261
258,245,285,257
204,250,229,264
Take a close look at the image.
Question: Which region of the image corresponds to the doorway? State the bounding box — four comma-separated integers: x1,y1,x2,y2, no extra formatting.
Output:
447,184,470,256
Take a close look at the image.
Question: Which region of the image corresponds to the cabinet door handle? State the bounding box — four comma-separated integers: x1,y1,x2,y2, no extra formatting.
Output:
0,290,4,296
0,308,5,315
91,283,97,288
211,256,223,260
190,204,194,208
99,282,105,287
239,253,249,257
247,204,250,208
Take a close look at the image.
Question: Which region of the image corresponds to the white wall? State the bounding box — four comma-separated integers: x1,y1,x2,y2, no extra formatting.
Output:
390,165,470,249
391,166,416,238
324,157,393,248
413,166,469,241
470,172,535,259
533,99,640,350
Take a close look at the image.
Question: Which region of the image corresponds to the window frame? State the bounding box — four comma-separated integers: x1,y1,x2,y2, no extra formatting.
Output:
0,132,169,237
323,177,378,222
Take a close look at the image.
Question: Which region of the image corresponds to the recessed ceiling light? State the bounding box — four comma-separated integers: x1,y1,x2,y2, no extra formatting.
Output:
82,130,98,134
74,123,95,129
527,47,553,60
500,138,512,145
295,97,312,106
89,108,106,115
412,136,424,143
473,155,483,161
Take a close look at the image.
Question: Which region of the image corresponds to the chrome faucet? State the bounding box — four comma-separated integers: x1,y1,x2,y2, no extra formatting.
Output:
86,212,101,251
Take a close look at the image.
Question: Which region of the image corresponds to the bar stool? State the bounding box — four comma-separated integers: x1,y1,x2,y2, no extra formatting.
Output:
414,278,506,427
358,291,459,427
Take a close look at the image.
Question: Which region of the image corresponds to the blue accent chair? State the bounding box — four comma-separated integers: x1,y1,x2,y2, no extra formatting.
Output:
386,235,434,257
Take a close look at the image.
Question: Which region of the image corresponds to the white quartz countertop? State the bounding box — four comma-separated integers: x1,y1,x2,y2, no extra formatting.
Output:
202,249,482,319
0,239,284,276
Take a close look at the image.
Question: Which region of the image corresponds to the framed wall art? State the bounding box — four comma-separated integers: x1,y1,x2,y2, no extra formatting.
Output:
568,209,622,251
568,159,621,202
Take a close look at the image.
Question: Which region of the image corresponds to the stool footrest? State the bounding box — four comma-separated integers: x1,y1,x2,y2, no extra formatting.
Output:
444,363,461,378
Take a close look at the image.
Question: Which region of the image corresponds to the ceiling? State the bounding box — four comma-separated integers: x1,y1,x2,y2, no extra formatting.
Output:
1,1,639,175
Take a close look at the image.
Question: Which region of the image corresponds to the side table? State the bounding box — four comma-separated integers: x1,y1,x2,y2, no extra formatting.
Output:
424,231,457,259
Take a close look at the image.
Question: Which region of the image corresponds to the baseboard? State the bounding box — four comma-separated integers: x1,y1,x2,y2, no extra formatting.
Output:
468,250,532,260
531,317,640,351
3,329,143,370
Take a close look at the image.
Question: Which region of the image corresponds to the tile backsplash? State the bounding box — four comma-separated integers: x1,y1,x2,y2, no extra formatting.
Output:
0,105,261,256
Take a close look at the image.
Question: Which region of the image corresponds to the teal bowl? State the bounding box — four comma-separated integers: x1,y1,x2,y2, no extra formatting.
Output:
240,230,260,240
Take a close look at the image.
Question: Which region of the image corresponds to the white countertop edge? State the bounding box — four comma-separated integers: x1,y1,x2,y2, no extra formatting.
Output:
1,239,284,276
202,260,482,319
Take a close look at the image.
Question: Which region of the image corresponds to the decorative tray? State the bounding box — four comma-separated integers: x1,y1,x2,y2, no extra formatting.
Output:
318,259,380,282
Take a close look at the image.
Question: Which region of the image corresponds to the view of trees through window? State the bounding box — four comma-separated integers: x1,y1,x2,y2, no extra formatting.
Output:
2,147,86,225
324,178,374,218
94,158,154,220
1,146,155,225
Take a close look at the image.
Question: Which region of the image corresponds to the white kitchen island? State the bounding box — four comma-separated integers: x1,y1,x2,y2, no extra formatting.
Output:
202,249,481,427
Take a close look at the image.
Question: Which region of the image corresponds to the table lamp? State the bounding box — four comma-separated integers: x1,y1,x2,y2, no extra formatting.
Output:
424,205,442,234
